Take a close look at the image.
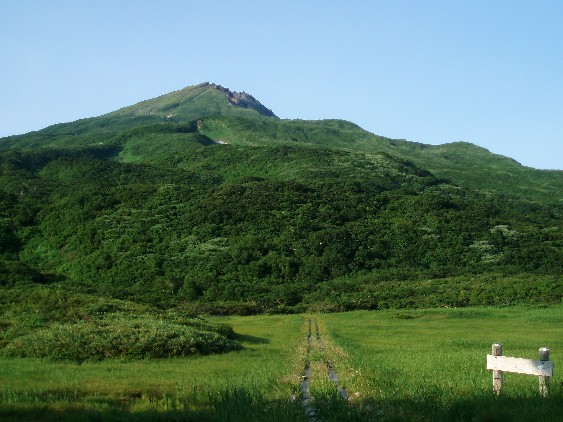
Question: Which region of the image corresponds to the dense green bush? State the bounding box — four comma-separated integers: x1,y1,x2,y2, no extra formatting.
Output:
2,316,242,362
0,286,242,359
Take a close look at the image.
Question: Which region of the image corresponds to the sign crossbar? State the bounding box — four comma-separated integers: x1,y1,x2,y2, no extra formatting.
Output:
486,355,553,376
487,343,553,396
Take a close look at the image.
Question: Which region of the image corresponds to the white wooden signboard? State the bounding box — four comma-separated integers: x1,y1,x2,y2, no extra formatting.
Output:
486,355,554,376
486,343,553,396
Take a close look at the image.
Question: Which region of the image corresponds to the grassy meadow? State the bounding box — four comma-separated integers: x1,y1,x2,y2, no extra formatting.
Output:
0,314,306,421
321,306,563,420
1,306,562,421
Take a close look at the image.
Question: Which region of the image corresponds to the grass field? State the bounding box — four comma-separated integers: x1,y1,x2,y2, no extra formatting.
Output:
0,314,306,421
1,306,562,421
321,306,563,421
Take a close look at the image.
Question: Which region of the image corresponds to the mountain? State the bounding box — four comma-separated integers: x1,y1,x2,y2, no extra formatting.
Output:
106,82,277,124
0,83,276,149
3,82,559,202
0,83,561,313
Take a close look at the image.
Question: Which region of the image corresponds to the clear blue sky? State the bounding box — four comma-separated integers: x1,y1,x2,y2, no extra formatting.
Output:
1,0,562,169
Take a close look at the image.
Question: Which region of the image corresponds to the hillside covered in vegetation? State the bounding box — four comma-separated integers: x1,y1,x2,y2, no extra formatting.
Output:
1,83,561,316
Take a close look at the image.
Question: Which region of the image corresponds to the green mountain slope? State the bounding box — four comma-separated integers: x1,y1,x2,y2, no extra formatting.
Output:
0,83,561,313
0,83,276,149
1,82,559,204
197,115,562,202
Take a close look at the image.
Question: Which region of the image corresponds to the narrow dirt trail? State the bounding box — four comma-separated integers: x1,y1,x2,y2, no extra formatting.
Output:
299,318,348,419
314,320,348,400
300,319,316,418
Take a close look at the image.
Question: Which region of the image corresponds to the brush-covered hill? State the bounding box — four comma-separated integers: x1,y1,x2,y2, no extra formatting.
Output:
0,83,561,314
195,115,562,203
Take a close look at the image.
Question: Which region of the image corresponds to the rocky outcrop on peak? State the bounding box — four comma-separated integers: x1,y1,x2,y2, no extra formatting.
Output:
200,82,277,118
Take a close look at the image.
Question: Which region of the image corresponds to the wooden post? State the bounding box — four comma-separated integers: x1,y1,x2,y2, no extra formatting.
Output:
492,343,503,395
539,347,550,397
487,344,553,396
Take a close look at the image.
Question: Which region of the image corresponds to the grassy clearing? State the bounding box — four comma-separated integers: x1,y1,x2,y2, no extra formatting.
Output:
322,305,563,421
0,314,306,421
1,306,562,421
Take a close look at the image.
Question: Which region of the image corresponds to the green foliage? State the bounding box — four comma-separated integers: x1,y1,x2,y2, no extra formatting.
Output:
2,316,241,362
0,84,561,314
200,116,563,202
0,140,560,310
0,285,239,359
1,309,561,420
305,273,563,312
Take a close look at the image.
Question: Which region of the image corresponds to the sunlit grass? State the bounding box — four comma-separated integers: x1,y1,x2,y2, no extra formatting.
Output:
0,314,306,421
1,307,562,420
322,305,563,420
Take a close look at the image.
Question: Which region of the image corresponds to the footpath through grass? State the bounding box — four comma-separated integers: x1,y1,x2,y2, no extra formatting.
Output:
1,306,562,421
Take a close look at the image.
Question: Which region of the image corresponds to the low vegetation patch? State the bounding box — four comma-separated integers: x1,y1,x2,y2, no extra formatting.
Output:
0,286,241,363
2,315,241,362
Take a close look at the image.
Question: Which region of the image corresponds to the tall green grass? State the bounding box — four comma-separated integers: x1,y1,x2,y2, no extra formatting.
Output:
1,307,562,420
322,305,563,421
0,314,307,421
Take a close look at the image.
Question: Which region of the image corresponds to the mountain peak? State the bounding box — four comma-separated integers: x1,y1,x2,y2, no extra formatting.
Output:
110,82,277,122
195,82,277,118
24,82,278,137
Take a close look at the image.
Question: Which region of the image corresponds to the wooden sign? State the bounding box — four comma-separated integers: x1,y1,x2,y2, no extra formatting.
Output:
487,343,553,396
486,355,553,376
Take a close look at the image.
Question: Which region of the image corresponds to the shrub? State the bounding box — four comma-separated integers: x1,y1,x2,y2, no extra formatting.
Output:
2,315,242,362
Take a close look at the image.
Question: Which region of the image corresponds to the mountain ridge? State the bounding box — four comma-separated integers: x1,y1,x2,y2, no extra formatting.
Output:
0,82,561,203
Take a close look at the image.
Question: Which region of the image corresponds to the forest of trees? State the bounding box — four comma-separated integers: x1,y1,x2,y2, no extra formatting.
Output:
1,137,561,312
